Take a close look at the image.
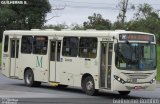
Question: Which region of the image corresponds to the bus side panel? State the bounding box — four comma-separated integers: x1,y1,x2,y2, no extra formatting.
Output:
33,55,49,82
15,38,24,80
19,54,49,82
79,41,100,89
59,57,81,87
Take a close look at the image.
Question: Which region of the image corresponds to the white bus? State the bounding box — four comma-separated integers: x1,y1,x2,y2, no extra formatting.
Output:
1,29,157,96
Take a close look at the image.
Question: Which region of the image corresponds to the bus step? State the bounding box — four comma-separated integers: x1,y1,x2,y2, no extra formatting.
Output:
49,82,59,86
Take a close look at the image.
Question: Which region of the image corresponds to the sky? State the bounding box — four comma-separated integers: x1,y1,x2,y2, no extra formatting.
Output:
45,0,160,25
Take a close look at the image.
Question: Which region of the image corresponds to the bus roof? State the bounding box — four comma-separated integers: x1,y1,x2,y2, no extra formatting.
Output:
3,30,154,37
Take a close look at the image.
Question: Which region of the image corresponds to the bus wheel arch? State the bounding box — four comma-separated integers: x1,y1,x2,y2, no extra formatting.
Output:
81,73,98,96
24,67,41,87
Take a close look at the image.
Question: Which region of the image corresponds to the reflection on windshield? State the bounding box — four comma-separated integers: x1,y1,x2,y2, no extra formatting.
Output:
115,43,156,70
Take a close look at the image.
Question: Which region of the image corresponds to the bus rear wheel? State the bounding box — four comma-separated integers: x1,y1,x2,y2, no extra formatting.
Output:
118,91,130,96
24,69,41,87
83,76,98,96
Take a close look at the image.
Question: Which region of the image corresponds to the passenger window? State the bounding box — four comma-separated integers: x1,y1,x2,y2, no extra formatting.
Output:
11,40,19,58
33,36,48,55
11,40,15,58
50,41,56,61
4,35,9,52
79,37,97,58
16,40,19,58
50,41,61,61
57,41,61,61
62,37,79,57
21,36,33,54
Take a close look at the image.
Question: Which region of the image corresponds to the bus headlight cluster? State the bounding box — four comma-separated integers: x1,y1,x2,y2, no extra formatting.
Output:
114,75,125,84
150,78,155,84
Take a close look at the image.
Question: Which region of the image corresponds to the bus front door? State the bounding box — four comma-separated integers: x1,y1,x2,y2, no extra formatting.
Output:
100,42,113,89
10,39,19,77
49,40,61,82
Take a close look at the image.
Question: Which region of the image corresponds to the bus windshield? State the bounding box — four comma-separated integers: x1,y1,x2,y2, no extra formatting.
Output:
115,43,156,71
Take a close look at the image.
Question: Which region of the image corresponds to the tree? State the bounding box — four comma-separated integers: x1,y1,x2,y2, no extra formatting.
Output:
7,0,51,29
0,0,51,41
0,0,51,29
134,3,153,19
42,23,68,30
127,3,160,43
117,0,129,25
70,23,84,30
115,0,135,29
83,13,111,30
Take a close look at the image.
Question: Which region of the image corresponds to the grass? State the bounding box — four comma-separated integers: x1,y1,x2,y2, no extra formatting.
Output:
0,43,1,64
157,46,160,81
0,43,159,80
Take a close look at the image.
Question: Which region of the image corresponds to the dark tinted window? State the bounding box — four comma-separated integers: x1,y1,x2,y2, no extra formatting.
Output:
62,37,79,57
4,35,9,52
33,36,48,55
21,36,33,54
79,37,97,58
11,40,19,58
57,41,61,61
50,41,56,61
16,40,19,58
50,41,61,61
11,40,15,58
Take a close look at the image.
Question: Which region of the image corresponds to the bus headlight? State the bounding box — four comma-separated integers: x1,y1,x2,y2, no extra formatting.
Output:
150,78,156,84
114,75,125,84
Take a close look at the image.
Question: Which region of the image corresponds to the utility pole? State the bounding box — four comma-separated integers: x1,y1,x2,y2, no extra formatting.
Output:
117,0,129,27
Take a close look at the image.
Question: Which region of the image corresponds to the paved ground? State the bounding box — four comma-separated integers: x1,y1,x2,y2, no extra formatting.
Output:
0,71,160,104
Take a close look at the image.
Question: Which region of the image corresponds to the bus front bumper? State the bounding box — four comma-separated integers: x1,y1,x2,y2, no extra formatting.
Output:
113,80,156,91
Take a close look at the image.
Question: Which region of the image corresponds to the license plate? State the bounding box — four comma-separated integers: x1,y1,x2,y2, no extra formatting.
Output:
134,86,142,90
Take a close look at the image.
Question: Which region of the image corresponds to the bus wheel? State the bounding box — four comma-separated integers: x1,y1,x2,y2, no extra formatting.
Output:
24,69,41,87
83,76,98,96
57,84,68,88
118,91,130,96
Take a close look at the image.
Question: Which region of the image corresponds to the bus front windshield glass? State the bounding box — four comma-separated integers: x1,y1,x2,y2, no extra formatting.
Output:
115,43,156,70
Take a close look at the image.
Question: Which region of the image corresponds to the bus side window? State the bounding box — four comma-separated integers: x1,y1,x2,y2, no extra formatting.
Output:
50,41,56,61
21,36,33,54
57,41,61,61
50,41,61,61
33,36,48,55
4,35,9,52
62,37,79,57
79,37,97,58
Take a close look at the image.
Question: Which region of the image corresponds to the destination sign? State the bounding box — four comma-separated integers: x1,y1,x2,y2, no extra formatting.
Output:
35,36,47,41
119,34,154,42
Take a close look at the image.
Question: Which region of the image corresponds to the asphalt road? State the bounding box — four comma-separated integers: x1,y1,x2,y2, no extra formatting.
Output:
0,71,160,104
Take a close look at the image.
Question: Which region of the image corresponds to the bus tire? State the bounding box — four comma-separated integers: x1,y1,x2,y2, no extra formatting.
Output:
118,91,130,96
83,76,98,96
24,69,41,87
57,84,68,88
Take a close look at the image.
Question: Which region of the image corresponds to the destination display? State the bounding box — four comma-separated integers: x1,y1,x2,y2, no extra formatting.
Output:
119,34,154,42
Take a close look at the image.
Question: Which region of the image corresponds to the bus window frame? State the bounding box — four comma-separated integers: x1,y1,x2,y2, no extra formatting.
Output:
78,37,98,58
4,35,9,52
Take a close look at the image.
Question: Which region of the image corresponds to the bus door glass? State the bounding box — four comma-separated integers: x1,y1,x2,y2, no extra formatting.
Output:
10,39,19,77
49,40,61,82
100,42,113,89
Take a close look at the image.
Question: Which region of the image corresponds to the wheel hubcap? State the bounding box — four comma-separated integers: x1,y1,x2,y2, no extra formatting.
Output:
26,73,32,84
86,81,93,91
